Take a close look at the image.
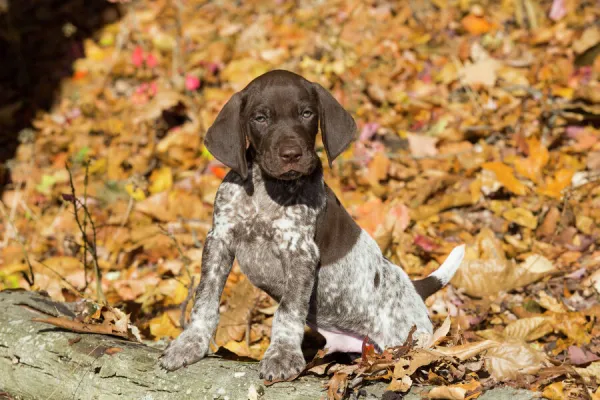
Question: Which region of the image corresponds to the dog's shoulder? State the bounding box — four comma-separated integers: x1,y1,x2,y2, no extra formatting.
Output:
315,184,362,266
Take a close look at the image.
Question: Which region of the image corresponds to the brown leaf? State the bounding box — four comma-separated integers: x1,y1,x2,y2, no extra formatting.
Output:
32,317,130,339
484,340,549,381
502,316,554,341
215,278,260,347
452,229,556,296
427,380,482,400
326,372,348,400
104,347,123,355
407,133,438,158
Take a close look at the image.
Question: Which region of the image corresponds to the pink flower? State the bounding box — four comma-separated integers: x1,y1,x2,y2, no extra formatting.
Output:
549,0,567,21
148,81,158,96
146,53,158,68
132,46,144,67
185,75,201,91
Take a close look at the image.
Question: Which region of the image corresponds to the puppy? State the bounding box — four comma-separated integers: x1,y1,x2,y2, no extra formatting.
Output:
160,70,464,380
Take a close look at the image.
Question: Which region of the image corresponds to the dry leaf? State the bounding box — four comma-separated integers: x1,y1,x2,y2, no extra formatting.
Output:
574,362,600,382
148,313,180,339
482,162,527,195
484,340,549,381
515,137,549,183
452,229,556,296
427,380,482,399
502,316,554,341
326,372,348,400
502,207,538,229
407,133,438,158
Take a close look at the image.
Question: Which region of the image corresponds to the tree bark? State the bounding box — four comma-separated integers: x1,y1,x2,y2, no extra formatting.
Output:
0,290,537,400
0,290,380,399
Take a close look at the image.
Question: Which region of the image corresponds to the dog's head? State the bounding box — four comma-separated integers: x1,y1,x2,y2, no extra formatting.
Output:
204,70,357,180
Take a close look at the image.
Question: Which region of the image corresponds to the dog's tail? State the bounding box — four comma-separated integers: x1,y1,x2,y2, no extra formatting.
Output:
413,244,465,300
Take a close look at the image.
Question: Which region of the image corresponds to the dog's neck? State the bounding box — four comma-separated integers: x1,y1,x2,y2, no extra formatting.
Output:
244,149,324,206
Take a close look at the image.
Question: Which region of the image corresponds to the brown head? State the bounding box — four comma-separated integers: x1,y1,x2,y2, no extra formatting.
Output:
204,70,357,180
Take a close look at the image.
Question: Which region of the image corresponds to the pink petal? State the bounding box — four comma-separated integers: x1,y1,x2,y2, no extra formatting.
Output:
148,81,158,96
146,53,158,68
132,46,145,67
549,0,567,21
359,122,380,142
414,235,438,252
185,75,201,91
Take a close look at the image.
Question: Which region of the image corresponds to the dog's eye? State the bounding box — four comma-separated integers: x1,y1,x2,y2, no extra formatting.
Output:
254,115,267,123
302,110,313,119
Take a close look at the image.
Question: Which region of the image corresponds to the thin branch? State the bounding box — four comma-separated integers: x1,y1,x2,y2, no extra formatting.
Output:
65,162,105,303
179,276,196,329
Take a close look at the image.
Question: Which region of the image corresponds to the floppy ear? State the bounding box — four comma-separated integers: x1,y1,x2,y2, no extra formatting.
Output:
313,83,357,166
204,92,248,179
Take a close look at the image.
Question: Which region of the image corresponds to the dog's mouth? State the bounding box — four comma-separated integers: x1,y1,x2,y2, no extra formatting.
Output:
257,153,317,181
277,170,303,180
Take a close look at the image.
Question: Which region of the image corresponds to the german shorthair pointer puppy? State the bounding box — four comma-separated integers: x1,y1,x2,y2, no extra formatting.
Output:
160,70,465,380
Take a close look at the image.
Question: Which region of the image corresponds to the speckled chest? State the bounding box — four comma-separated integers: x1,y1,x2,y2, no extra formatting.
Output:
214,169,326,258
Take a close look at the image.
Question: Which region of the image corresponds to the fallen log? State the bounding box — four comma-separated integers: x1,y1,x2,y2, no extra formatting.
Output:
0,290,537,400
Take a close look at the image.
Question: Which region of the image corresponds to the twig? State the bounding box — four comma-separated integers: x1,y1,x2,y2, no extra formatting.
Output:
36,260,84,297
179,276,196,329
65,162,105,303
159,224,197,329
159,224,192,279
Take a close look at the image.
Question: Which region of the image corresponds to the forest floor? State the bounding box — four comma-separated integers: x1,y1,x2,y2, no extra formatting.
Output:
1,0,600,398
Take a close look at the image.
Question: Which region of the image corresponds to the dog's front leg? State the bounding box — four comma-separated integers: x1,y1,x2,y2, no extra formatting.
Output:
160,230,234,370
259,236,319,381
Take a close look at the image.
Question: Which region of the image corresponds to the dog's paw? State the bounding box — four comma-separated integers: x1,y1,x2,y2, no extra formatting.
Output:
259,344,305,381
159,327,209,371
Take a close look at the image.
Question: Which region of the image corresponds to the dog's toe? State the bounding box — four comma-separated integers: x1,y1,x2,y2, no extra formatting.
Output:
159,327,209,371
259,344,305,381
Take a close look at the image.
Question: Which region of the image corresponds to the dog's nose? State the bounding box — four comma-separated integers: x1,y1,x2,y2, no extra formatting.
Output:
279,145,302,163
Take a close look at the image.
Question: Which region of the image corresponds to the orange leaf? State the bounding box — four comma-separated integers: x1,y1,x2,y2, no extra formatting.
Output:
105,347,123,355
515,137,549,183
482,162,527,196
461,15,493,35
210,166,228,179
537,169,574,199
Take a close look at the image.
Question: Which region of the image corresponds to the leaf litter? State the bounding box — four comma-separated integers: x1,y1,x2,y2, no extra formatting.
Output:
1,0,600,398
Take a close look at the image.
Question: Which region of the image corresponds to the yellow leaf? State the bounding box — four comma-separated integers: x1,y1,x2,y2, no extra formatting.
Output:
551,87,574,99
537,169,574,199
221,58,270,91
149,313,180,339
125,183,146,201
149,167,173,194
223,339,253,358
542,381,566,400
158,279,189,306
515,138,549,183
482,162,527,196
89,158,107,175
502,207,538,229
575,362,600,382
